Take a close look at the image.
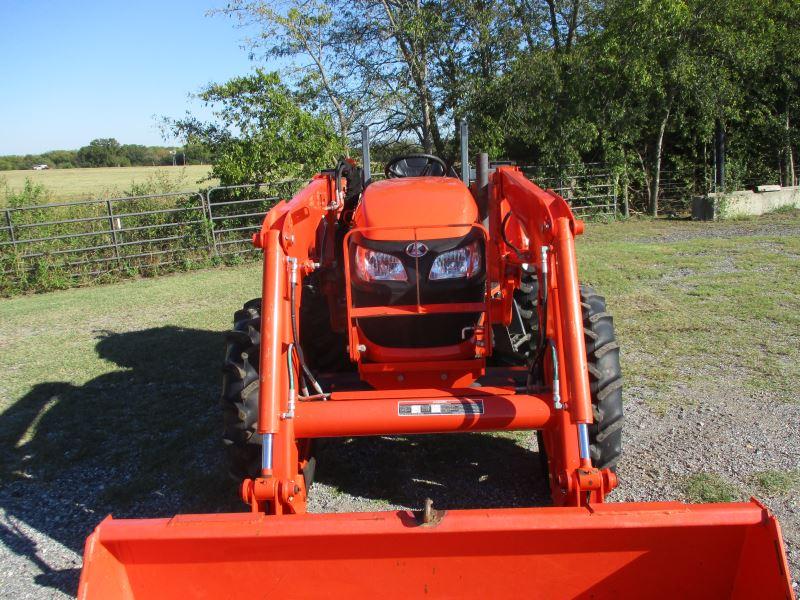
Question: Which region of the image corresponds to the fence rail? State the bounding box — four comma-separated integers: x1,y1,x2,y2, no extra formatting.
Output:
0,182,308,292
519,163,618,218
0,170,633,293
206,182,303,258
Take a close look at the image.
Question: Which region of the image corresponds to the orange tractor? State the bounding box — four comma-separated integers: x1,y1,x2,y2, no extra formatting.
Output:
79,136,794,598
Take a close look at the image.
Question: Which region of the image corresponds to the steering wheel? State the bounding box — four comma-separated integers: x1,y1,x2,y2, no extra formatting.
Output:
384,153,449,178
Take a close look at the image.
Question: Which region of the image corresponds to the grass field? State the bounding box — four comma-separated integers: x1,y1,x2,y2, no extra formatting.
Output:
0,211,798,595
578,210,800,407
0,165,215,203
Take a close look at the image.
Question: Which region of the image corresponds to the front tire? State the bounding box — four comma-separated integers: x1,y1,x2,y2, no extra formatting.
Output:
221,297,324,485
537,285,624,474
221,299,262,480
581,284,624,471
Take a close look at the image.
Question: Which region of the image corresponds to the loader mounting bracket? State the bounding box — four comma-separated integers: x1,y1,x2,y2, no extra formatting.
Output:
574,467,618,503
240,476,306,514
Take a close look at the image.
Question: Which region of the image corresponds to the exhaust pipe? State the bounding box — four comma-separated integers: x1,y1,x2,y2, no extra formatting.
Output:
460,119,469,183
361,126,371,186
476,152,489,221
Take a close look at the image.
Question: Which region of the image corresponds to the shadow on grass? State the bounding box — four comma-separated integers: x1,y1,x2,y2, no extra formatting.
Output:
0,326,240,597
0,326,550,596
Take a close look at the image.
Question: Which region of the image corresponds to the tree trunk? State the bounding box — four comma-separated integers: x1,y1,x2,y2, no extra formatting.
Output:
546,0,561,51
421,99,434,153
785,107,796,187
429,99,446,157
649,106,671,217
565,0,581,50
622,160,629,217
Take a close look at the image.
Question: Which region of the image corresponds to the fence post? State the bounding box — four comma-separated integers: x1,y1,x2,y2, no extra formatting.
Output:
4,209,16,251
622,165,630,217
106,200,122,268
197,192,216,257
205,188,220,257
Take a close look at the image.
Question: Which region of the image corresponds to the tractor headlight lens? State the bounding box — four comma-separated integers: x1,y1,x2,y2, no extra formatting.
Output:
429,241,482,280
354,246,407,281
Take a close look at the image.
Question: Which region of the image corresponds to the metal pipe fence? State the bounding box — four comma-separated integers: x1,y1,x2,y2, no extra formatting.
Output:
658,171,694,215
519,163,618,219
0,182,305,292
0,165,617,293
0,168,629,294
206,181,304,258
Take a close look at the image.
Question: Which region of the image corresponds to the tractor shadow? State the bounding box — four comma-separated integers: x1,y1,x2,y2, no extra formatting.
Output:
0,326,551,597
0,326,240,597
312,433,552,510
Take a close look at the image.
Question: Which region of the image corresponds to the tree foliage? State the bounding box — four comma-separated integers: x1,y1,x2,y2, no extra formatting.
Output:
0,140,209,171
168,70,345,185
197,0,799,210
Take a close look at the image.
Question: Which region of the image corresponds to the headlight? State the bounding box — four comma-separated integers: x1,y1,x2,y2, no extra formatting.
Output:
354,246,407,281
429,241,482,280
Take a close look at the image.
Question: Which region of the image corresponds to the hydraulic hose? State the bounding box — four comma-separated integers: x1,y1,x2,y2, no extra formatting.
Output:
287,342,296,392
528,246,549,386
289,278,309,396
501,211,524,258
501,213,548,384
288,260,324,396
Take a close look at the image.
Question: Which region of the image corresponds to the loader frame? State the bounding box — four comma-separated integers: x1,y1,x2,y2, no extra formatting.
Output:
245,166,616,515
78,164,795,600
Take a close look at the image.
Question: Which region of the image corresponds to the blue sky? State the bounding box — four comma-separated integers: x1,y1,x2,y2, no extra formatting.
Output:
0,0,260,154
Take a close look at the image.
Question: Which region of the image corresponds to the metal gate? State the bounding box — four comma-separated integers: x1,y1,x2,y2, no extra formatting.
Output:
520,163,618,218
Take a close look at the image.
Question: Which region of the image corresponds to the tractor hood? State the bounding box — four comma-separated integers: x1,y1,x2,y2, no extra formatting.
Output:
353,177,477,240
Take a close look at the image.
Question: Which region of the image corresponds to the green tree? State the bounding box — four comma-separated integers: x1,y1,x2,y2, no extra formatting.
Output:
590,0,797,213
41,150,78,168
589,0,703,215
466,0,600,165
214,0,530,158
214,0,380,151
168,70,344,185
119,144,154,166
183,139,212,165
77,138,127,167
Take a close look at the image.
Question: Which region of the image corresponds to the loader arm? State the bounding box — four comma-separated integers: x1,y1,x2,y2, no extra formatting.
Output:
242,166,615,513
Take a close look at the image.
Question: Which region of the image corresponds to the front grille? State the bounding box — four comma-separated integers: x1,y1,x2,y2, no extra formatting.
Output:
359,313,480,348
349,233,486,349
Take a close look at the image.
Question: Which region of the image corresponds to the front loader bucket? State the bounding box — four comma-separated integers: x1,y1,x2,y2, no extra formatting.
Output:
79,500,793,600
